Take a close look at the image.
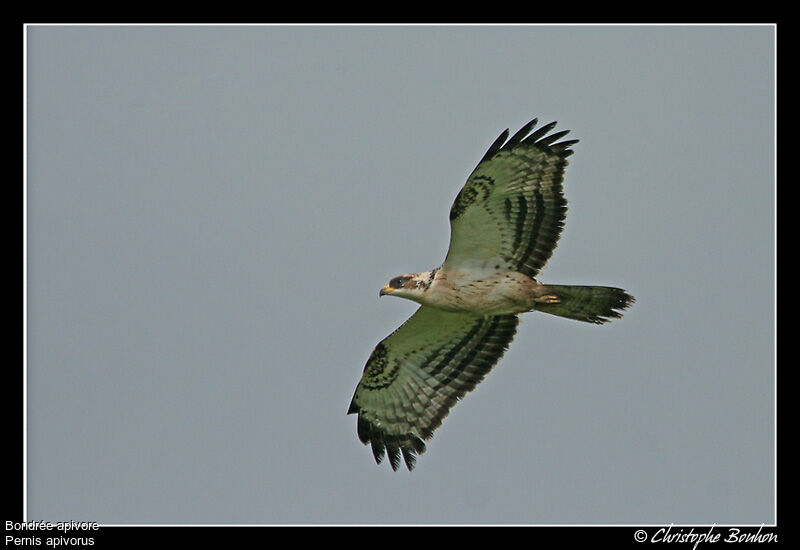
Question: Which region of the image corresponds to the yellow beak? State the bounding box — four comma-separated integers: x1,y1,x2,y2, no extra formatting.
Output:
379,286,394,297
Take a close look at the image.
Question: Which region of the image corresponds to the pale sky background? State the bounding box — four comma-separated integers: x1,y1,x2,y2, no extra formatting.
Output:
25,25,775,525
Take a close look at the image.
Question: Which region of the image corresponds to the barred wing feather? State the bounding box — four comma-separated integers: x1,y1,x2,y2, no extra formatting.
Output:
348,306,519,471
444,119,576,278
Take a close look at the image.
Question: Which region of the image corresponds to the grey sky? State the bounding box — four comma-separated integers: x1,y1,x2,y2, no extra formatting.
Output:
26,25,775,524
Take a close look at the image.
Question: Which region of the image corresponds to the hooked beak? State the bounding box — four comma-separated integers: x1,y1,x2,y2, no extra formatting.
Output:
379,286,394,297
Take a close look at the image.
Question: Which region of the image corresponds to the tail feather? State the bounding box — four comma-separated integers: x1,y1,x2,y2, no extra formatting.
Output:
535,285,635,324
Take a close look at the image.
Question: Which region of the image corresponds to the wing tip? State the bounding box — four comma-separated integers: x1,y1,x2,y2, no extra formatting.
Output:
477,127,510,165
354,413,429,472
478,118,579,164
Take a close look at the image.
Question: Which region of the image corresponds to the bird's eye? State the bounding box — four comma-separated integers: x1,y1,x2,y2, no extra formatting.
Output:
391,277,405,289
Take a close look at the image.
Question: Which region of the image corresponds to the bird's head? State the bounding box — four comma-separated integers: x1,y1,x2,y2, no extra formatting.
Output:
379,272,432,303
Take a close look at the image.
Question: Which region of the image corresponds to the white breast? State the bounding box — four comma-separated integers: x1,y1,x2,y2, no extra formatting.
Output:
422,270,534,315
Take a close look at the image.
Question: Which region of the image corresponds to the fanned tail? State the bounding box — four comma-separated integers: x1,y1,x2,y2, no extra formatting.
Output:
535,285,634,324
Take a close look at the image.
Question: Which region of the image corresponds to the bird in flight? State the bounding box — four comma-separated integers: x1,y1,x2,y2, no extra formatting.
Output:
348,118,634,471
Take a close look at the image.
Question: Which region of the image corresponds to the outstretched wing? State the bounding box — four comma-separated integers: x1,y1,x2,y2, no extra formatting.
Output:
444,119,576,278
348,306,519,471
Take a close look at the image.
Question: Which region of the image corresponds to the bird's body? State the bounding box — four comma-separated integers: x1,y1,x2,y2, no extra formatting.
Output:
386,268,558,316
348,118,635,471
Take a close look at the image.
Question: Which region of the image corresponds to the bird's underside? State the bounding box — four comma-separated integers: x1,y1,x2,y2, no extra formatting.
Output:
382,267,631,318
348,118,635,471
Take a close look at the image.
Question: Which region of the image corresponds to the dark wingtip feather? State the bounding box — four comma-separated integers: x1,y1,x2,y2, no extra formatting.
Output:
551,138,579,149
401,448,417,471
477,119,578,166
386,442,402,471
370,437,385,465
504,118,538,149
353,411,430,471
536,129,570,147
549,139,579,156
478,128,510,164
523,120,558,144
356,416,370,444
531,123,577,158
